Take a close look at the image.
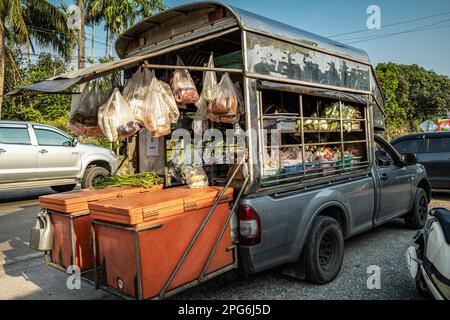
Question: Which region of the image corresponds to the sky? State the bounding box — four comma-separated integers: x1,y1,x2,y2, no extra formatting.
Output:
47,0,450,76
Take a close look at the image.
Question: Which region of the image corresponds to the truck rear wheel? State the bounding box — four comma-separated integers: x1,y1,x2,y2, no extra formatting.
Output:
404,188,428,230
304,216,344,284
81,166,109,189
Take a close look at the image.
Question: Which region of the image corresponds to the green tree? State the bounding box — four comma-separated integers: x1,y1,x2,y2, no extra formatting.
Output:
0,0,74,117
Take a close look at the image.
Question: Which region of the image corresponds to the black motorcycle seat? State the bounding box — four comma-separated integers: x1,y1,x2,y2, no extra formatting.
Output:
434,208,450,245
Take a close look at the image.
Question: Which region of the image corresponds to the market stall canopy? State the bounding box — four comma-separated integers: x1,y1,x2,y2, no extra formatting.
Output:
5,55,156,97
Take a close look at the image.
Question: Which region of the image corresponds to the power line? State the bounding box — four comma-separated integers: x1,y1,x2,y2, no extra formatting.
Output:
328,10,450,38
346,17,450,45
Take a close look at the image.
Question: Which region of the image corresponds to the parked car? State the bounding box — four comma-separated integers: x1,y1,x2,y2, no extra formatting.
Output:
0,121,118,192
391,132,450,189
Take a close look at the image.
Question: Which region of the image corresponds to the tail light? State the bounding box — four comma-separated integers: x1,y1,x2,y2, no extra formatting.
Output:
237,205,261,246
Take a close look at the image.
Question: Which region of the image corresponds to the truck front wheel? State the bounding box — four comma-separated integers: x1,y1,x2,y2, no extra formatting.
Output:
81,166,109,189
404,188,428,230
304,216,344,284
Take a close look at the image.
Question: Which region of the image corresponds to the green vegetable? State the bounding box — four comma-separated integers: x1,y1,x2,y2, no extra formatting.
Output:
93,172,162,189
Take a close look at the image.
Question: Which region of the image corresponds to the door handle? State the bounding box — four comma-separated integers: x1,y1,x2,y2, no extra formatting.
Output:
39,149,48,154
380,174,389,181
0,148,6,154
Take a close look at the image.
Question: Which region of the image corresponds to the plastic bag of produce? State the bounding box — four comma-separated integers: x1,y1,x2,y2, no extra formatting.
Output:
142,78,173,138
171,56,199,104
124,68,155,125
193,54,218,134
158,80,180,124
67,83,109,137
182,165,209,189
208,74,243,123
98,88,140,142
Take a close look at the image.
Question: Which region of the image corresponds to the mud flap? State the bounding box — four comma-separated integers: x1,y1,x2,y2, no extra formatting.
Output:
281,251,306,280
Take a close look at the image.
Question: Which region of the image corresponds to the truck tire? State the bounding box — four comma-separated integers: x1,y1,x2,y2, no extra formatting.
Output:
81,166,109,189
404,188,428,230
304,216,344,284
51,184,77,193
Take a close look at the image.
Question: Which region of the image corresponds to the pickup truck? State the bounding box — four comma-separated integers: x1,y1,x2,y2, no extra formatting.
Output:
238,135,431,284
0,121,118,192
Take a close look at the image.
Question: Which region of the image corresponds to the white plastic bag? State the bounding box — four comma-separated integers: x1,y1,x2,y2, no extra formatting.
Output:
193,54,217,134
98,88,140,142
208,73,243,124
67,82,109,137
124,68,155,125
182,165,209,189
171,56,199,104
142,78,173,138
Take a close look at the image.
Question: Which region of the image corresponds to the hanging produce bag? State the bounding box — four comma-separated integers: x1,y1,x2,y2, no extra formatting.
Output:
124,68,155,125
170,56,199,104
142,78,174,138
67,82,109,137
208,74,243,124
193,54,218,134
98,88,140,142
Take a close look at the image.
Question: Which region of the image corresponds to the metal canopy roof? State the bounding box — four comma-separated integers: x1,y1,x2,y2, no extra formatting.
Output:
115,1,370,63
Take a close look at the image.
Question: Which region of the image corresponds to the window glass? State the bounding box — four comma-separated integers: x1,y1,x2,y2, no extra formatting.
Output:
427,137,450,153
393,139,426,154
35,129,71,146
375,143,394,167
0,127,31,145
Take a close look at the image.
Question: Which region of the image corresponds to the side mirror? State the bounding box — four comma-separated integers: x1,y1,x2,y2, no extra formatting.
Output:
402,153,417,166
71,138,78,147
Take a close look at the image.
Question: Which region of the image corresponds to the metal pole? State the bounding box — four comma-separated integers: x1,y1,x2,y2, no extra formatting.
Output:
159,159,245,299
142,62,242,74
199,176,249,280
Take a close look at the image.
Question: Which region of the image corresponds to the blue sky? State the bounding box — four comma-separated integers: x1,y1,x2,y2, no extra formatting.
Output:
49,0,450,76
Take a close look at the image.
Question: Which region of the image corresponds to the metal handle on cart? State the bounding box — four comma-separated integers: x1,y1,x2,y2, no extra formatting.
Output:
158,158,246,299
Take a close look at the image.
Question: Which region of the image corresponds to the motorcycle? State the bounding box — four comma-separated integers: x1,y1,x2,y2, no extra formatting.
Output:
405,207,450,300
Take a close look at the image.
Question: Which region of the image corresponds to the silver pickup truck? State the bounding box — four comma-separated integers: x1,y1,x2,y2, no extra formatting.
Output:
0,121,118,192
238,135,431,284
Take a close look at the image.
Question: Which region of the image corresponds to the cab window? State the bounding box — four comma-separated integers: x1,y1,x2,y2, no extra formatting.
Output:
427,137,450,153
375,143,394,167
393,138,426,154
0,127,31,145
35,128,72,147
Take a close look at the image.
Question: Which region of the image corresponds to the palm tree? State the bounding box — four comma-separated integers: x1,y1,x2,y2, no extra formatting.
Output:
89,0,165,57
0,0,73,118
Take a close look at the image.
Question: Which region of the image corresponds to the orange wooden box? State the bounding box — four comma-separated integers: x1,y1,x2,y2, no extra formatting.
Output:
42,186,162,271
89,186,233,225
93,201,235,300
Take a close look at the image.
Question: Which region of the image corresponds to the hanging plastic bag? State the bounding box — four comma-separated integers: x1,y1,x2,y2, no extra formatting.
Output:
158,80,180,124
208,73,243,124
98,88,140,142
124,68,155,125
182,165,209,189
170,56,199,104
67,82,108,137
142,78,173,138
193,54,217,134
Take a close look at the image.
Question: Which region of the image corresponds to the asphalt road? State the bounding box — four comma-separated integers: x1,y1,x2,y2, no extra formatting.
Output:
0,187,449,300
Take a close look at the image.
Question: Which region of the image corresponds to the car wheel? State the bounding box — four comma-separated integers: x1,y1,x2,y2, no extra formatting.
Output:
50,184,77,193
304,216,345,284
81,166,109,189
404,188,428,230
416,271,432,299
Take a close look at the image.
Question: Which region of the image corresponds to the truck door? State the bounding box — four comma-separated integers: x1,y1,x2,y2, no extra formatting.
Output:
374,137,414,223
33,126,81,179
